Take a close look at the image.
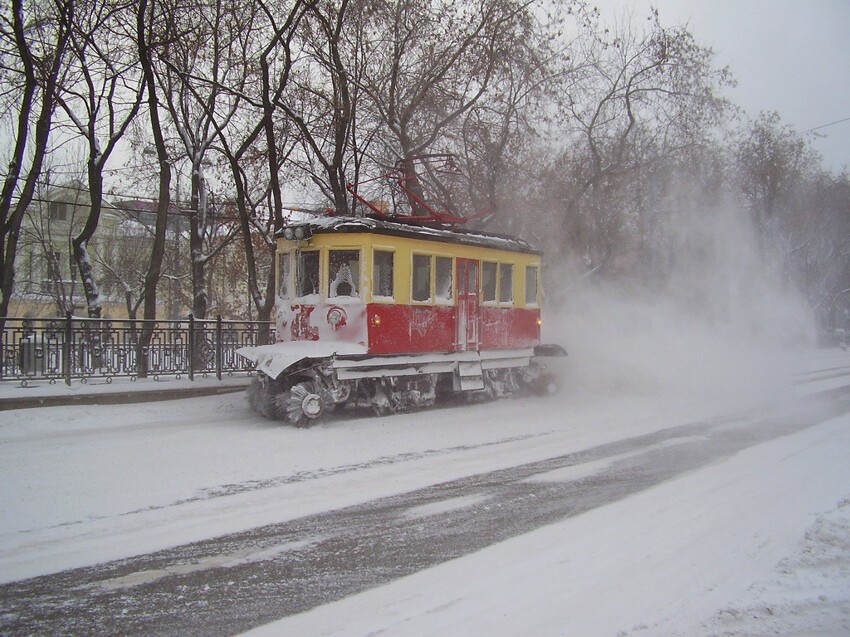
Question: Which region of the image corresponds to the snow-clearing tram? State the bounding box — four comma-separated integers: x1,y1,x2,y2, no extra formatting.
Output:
237,157,566,426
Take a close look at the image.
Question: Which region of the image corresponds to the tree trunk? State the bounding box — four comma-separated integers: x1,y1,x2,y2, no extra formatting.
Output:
188,160,208,321
72,164,104,318
136,0,173,376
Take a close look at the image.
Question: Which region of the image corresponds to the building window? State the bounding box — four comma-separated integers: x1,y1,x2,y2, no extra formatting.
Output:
525,265,539,306
49,201,67,221
296,250,320,297
47,250,61,282
412,254,431,302
328,249,360,298
498,263,513,304
26,251,35,291
278,252,291,298
482,262,497,303
435,256,453,302
373,250,394,298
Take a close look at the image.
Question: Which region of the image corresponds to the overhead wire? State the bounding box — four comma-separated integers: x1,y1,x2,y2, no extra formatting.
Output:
802,116,850,134
12,182,322,220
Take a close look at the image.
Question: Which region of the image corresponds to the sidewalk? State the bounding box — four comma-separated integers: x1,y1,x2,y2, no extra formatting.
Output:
0,374,252,410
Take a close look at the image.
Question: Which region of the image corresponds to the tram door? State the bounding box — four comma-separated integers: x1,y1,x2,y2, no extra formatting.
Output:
456,258,479,351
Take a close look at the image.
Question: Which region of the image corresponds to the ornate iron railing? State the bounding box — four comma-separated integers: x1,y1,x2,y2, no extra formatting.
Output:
0,314,275,385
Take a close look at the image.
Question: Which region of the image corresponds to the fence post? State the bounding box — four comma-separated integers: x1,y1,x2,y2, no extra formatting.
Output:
188,313,195,381
216,315,223,381
64,312,73,386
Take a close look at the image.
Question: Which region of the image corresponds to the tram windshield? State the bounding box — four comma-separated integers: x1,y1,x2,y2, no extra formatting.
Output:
296,250,320,297
329,250,360,298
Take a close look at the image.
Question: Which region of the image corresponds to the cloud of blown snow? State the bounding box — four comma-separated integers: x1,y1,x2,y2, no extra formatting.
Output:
543,199,815,410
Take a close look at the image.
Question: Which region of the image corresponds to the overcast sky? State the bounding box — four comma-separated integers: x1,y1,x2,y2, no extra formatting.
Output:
598,0,850,174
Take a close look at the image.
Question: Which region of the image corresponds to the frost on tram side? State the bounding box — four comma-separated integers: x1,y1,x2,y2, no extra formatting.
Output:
498,264,513,303
525,265,539,306
373,250,394,300
329,250,360,299
409,306,435,337
296,251,320,297
278,252,291,298
412,255,431,302
482,262,497,303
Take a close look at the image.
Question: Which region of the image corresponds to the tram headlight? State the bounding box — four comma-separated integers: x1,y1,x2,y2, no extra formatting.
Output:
282,226,312,241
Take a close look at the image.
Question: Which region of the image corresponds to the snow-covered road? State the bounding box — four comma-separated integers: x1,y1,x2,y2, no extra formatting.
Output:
1,348,850,636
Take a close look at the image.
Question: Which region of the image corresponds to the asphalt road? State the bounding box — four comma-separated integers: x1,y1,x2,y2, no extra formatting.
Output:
2,385,848,637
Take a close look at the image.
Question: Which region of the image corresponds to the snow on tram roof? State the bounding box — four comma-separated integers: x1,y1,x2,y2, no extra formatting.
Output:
277,215,541,255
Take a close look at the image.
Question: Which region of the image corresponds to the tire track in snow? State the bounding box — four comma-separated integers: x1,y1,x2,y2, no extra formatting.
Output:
11,432,543,537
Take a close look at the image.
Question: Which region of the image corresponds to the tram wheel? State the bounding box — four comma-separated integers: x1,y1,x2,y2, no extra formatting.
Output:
281,380,326,428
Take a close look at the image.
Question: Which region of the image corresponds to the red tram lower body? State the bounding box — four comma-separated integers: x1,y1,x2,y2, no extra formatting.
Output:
365,303,540,354
239,301,561,426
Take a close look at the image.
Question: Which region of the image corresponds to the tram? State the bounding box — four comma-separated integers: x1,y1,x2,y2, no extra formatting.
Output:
238,158,566,425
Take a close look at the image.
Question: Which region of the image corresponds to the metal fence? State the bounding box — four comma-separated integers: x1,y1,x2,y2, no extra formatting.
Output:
1,314,275,385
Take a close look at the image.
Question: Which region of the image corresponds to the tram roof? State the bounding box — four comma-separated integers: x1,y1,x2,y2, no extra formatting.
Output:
276,215,541,255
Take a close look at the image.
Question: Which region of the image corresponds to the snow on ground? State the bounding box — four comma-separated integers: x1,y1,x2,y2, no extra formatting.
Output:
696,496,850,637
244,409,850,637
0,377,752,582
1,346,849,635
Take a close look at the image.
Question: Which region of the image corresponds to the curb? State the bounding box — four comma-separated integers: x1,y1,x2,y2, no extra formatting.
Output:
0,384,248,411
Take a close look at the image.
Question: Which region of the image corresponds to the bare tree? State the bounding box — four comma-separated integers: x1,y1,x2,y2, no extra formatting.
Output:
135,0,172,315
182,0,308,333
801,171,850,331
0,0,72,327
356,0,541,208
737,111,812,245
130,0,178,373
736,112,850,330
276,0,359,214
153,0,266,322
55,0,145,318
455,3,586,233
544,11,732,277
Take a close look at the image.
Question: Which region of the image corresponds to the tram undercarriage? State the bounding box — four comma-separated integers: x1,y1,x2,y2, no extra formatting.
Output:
246,350,562,428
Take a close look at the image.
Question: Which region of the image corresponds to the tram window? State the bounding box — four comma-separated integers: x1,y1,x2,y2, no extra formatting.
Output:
329,249,360,297
412,254,431,302
466,260,478,292
525,265,539,306
482,262,497,303
499,263,513,304
372,250,395,298
296,250,320,297
373,250,394,298
278,252,291,298
435,257,453,302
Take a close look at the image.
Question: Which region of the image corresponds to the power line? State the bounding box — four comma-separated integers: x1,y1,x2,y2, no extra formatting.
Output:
803,116,850,134
21,193,323,221
11,180,323,218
